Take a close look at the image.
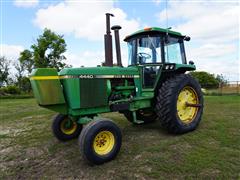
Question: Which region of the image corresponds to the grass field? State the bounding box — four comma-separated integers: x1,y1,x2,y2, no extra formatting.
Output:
0,96,239,179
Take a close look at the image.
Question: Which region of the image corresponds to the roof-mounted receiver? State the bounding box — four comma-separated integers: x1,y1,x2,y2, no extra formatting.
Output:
144,27,152,31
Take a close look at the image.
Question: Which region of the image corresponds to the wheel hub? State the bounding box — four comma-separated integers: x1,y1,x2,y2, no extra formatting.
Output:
93,131,115,155
177,86,199,124
60,118,77,135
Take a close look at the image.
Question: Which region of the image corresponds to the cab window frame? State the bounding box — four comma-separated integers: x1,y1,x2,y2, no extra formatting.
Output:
127,33,187,66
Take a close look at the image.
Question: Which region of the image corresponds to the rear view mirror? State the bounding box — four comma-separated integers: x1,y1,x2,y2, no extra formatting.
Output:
189,61,194,65
184,36,191,41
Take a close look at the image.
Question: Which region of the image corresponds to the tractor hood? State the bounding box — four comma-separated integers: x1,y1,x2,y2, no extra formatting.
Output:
59,66,139,77
30,66,140,113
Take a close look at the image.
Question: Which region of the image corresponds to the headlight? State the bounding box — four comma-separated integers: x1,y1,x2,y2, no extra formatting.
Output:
164,64,174,70
170,65,174,69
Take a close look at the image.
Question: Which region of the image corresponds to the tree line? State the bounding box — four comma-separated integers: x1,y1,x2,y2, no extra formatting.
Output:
189,71,227,89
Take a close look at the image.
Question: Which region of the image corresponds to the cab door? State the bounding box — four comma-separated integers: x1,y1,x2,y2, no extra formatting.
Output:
136,36,162,90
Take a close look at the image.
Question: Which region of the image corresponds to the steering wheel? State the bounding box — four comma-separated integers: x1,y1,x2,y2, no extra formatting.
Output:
137,52,151,59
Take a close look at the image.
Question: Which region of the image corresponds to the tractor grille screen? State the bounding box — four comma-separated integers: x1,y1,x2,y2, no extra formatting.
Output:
80,79,108,108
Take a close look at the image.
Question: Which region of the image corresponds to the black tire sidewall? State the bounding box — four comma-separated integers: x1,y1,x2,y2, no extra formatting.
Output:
80,120,122,165
170,75,203,133
52,114,82,141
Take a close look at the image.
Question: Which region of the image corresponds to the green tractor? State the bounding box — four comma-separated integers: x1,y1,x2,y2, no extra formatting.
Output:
30,13,203,164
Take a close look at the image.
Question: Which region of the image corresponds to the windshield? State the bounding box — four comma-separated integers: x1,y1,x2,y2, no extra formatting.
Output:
128,36,162,65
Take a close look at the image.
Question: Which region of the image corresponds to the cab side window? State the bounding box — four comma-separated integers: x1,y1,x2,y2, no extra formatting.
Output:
164,37,184,64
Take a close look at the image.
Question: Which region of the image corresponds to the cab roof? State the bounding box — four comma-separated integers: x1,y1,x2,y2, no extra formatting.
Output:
124,27,183,41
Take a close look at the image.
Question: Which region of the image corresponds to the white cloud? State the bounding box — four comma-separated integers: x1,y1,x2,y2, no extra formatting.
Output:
14,0,39,8
65,51,104,68
156,1,240,80
33,1,140,41
65,44,129,68
33,1,137,69
152,0,162,5
156,2,239,43
0,44,24,61
0,44,25,76
188,44,237,59
193,58,239,81
187,43,239,81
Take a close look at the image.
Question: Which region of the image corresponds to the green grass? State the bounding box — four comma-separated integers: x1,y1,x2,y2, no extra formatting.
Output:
0,96,239,179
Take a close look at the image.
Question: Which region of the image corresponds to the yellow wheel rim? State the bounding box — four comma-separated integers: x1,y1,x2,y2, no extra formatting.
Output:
93,131,115,155
60,118,78,135
177,86,199,124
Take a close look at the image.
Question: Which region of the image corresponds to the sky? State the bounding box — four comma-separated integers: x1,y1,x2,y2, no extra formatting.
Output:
0,0,239,81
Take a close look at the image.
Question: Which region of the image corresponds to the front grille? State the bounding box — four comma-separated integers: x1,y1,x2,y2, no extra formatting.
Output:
80,79,108,108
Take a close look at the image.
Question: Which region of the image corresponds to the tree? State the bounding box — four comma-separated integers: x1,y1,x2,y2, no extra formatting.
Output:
14,61,25,82
216,74,227,85
19,28,68,72
19,77,31,93
189,71,220,88
19,49,34,74
0,56,10,87
14,62,31,92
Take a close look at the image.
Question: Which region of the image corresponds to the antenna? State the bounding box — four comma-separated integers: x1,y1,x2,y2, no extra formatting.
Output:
166,0,168,34
165,0,169,62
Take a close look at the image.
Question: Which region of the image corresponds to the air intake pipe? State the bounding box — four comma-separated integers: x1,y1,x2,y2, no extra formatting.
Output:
111,25,122,67
104,13,114,67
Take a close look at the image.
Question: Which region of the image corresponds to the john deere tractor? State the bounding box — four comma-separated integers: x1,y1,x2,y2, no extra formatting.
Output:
30,13,203,164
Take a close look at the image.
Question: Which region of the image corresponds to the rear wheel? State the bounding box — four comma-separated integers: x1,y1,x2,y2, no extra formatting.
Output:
123,108,157,124
155,74,203,134
52,114,82,141
79,119,122,165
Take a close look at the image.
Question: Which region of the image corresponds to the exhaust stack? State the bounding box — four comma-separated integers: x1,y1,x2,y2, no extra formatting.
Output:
111,25,122,67
104,13,114,67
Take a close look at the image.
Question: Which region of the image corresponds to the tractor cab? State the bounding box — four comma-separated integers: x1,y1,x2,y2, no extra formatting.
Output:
124,27,193,88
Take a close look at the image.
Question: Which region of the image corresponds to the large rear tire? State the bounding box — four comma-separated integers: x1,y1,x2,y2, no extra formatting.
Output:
155,74,203,134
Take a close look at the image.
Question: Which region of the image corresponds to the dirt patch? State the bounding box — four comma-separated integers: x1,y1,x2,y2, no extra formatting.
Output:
199,168,221,178
134,154,142,160
0,129,11,136
0,146,14,154
26,147,44,158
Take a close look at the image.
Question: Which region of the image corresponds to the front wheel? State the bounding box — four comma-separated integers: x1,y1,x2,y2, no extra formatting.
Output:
79,119,122,165
155,74,204,134
52,114,82,141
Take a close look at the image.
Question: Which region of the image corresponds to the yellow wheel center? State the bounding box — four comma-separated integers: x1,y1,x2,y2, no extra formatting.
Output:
93,131,115,155
177,86,199,124
60,118,77,135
